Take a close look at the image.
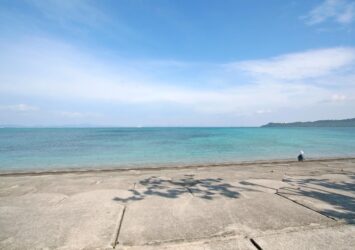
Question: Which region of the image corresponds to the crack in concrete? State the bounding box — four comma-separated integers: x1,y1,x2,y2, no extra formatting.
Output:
111,206,126,249
54,197,67,206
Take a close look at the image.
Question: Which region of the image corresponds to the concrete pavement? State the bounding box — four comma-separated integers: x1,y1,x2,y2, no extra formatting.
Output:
0,158,354,249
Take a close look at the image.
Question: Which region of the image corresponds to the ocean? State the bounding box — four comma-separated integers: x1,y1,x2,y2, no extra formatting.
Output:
0,127,355,171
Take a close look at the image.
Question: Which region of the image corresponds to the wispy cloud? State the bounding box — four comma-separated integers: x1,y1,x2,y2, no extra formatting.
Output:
303,0,355,25
25,0,107,27
0,104,39,112
228,47,355,81
330,93,347,102
59,111,101,119
4,0,137,42
256,109,272,115
1,38,355,125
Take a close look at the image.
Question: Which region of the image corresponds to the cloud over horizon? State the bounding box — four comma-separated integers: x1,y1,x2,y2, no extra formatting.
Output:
0,37,354,126
0,104,39,112
231,47,355,81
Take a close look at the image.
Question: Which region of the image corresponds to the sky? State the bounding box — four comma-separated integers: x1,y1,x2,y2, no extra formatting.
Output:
0,0,355,127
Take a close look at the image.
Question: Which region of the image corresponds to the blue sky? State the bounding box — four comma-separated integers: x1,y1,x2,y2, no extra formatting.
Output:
0,0,355,126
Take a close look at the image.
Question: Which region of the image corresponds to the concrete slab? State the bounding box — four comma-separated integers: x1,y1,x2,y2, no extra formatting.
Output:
0,189,125,249
253,224,355,250
117,192,334,247
0,174,136,197
236,179,292,194
282,174,355,198
117,236,255,250
278,187,355,223
278,174,355,223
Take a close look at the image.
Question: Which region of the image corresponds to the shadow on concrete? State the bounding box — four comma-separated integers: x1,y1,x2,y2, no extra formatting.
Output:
279,175,355,224
239,180,278,192
113,175,255,203
289,176,355,193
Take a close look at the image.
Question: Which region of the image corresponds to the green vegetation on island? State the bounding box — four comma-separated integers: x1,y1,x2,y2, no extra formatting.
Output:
262,118,355,127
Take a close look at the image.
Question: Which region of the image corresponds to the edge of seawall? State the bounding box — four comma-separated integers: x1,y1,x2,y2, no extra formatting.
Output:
1,156,355,177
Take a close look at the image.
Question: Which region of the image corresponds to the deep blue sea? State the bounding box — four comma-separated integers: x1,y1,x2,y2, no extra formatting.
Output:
0,127,355,171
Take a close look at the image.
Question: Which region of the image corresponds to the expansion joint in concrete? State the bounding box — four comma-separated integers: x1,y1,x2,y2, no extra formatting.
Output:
111,205,126,249
185,187,194,197
250,238,263,250
275,192,337,221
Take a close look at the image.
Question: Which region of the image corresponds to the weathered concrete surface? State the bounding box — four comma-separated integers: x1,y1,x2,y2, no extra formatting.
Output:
0,190,126,249
118,192,333,246
253,224,355,250
0,158,354,249
235,179,292,194
278,173,355,223
117,236,255,250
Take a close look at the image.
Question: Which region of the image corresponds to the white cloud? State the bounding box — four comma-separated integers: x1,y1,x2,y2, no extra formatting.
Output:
0,38,355,125
304,0,355,25
0,104,39,112
59,111,101,119
256,109,272,114
230,47,355,81
331,94,347,102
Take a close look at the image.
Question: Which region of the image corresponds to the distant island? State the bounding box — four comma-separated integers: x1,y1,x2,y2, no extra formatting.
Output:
262,118,355,127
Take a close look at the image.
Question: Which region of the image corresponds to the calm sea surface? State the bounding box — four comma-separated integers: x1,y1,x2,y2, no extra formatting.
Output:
0,127,355,170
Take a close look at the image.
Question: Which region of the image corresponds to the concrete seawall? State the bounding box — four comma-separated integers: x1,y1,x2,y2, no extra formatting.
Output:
0,158,354,249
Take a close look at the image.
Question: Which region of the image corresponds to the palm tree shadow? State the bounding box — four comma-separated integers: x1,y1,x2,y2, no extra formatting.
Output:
113,175,255,203
279,175,355,224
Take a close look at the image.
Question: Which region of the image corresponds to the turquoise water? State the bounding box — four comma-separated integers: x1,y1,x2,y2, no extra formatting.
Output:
0,127,355,170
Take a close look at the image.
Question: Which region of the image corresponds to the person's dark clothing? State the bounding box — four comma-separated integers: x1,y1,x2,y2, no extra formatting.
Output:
298,154,304,161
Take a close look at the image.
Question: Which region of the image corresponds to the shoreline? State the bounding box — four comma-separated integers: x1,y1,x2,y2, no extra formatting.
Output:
1,156,355,176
